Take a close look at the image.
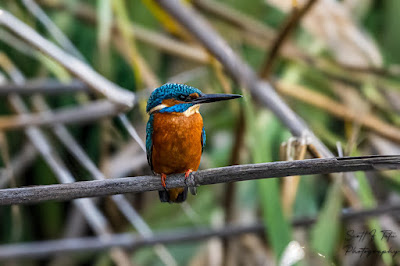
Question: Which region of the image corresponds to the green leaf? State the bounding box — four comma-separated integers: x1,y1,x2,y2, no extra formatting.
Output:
351,148,393,266
258,178,292,260
311,180,342,261
38,54,71,82
243,93,292,260
293,175,319,218
355,171,393,266
97,0,112,76
97,0,112,48
383,0,400,63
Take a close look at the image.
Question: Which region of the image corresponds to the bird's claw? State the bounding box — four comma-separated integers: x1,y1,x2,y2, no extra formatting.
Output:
185,169,197,195
189,187,197,196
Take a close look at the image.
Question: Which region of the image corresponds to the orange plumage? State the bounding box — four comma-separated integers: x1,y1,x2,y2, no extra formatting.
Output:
151,111,203,201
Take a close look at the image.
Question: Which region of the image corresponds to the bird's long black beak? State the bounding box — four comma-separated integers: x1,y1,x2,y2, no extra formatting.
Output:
191,93,242,104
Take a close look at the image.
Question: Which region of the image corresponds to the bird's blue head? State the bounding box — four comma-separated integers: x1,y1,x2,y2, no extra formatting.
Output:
146,83,241,115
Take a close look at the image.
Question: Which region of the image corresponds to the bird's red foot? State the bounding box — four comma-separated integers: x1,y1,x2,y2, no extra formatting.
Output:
185,169,193,179
161,173,167,189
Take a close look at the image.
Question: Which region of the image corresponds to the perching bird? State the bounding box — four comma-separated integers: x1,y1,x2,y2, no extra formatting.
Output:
146,83,242,203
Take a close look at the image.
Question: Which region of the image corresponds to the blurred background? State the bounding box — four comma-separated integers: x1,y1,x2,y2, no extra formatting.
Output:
0,0,400,265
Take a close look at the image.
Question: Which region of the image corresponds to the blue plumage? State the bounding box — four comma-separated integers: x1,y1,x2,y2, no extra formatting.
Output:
146,114,154,170
146,83,203,113
201,127,206,152
159,103,194,113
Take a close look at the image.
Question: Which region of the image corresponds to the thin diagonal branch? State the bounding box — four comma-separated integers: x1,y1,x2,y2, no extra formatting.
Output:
193,0,275,40
118,114,146,152
1,203,400,260
0,28,37,58
259,0,319,78
21,0,86,61
0,10,134,108
0,142,37,188
1,155,399,206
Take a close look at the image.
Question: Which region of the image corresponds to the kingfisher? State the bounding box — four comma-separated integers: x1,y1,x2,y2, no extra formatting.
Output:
146,83,242,203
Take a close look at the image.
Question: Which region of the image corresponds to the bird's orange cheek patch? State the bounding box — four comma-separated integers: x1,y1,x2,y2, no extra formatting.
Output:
189,93,199,99
162,99,183,106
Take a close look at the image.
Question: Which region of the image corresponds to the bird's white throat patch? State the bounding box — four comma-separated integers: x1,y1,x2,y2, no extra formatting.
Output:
183,104,200,117
149,104,168,114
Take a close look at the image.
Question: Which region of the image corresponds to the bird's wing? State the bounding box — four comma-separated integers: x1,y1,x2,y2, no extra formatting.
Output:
146,114,154,171
201,126,206,153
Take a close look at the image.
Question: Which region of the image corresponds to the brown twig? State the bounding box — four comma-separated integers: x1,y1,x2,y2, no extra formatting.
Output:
193,0,275,41
281,137,308,217
259,0,319,78
276,81,400,143
223,107,245,222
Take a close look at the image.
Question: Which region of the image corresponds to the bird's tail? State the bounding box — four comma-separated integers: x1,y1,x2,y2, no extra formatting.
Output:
158,187,187,203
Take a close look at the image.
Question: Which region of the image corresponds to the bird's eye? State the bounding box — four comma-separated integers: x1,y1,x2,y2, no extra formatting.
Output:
178,94,187,101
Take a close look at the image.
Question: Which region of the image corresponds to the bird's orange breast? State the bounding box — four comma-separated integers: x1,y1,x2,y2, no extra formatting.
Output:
152,112,203,175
